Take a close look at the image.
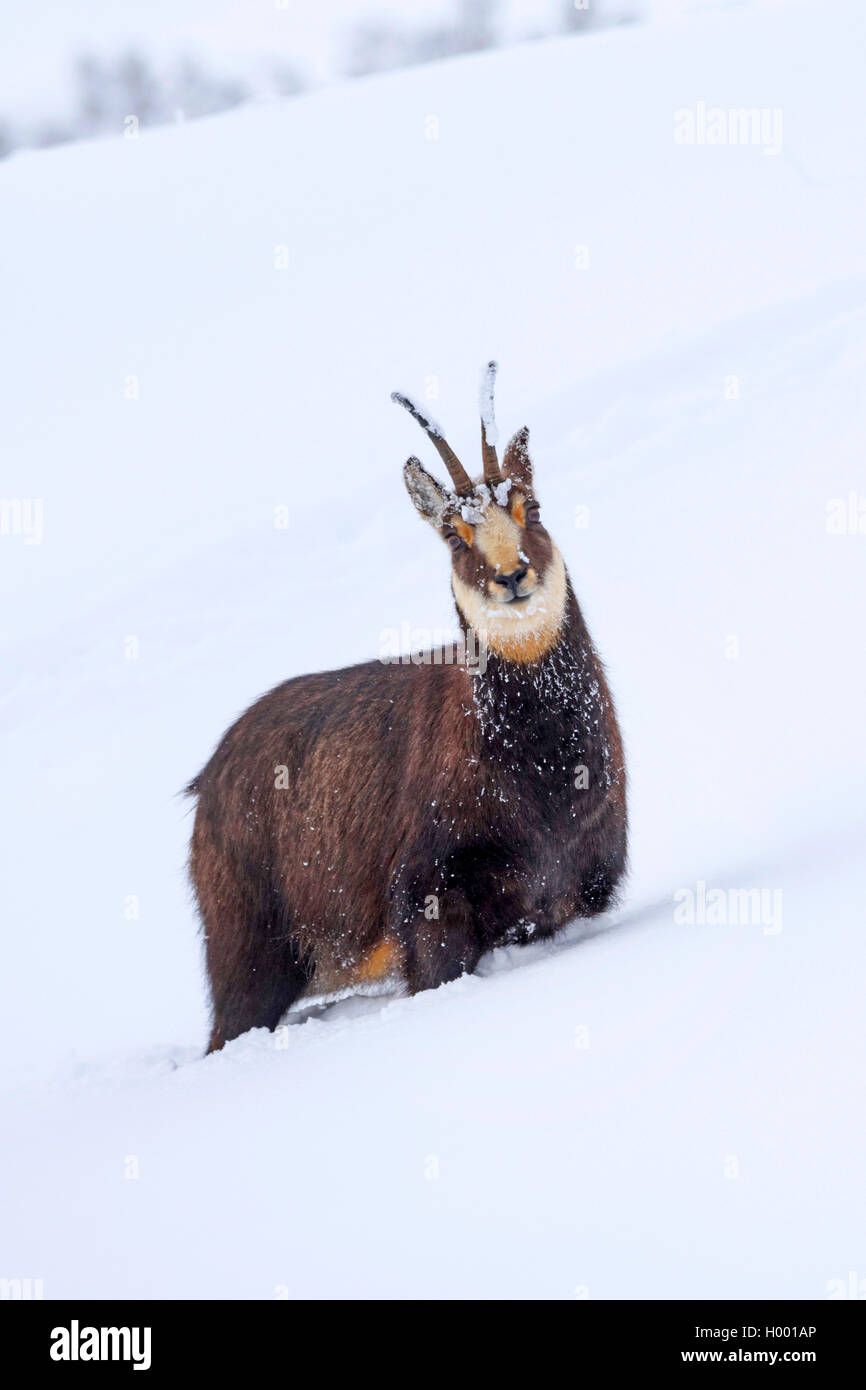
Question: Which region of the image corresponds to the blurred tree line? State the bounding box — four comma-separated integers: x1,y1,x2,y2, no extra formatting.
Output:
0,1,632,157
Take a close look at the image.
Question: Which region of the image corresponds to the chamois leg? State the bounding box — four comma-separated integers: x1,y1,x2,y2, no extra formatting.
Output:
403,896,483,994
577,813,628,917
206,932,310,1055
193,836,312,1052
395,848,500,993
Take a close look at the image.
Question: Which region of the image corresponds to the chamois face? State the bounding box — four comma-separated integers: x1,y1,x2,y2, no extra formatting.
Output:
444,481,567,663
401,420,568,663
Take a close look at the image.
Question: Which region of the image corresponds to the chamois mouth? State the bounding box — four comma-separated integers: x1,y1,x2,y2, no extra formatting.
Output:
485,588,538,613
498,583,537,603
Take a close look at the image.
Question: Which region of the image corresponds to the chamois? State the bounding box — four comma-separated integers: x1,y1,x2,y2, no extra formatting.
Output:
188,364,627,1053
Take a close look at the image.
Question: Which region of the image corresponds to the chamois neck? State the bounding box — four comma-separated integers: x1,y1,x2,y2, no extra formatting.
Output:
466,586,608,757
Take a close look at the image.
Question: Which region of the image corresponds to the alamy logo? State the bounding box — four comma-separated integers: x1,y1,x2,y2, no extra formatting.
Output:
674,102,783,156
826,493,866,536
50,1320,152,1371
0,1277,44,1299
826,1270,866,1299
674,880,783,935
379,623,487,673
0,497,43,544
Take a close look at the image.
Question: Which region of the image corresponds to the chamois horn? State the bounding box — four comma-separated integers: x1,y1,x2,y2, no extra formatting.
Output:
391,391,474,496
479,359,502,487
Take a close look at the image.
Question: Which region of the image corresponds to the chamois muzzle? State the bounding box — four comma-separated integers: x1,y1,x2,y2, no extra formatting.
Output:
494,567,529,599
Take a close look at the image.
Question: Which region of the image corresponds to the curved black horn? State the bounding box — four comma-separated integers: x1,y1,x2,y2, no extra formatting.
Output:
391,391,474,496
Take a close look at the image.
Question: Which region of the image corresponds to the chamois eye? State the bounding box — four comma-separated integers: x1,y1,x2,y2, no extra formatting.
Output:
446,532,464,551
526,505,541,525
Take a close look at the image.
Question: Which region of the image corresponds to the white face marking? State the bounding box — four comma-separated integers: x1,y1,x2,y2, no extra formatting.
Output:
473,507,524,575
452,545,567,662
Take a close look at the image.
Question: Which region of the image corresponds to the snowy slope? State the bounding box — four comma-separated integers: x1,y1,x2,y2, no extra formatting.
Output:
1,0,865,1298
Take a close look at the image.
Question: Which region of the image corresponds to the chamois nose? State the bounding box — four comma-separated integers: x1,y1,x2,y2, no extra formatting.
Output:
494,567,528,595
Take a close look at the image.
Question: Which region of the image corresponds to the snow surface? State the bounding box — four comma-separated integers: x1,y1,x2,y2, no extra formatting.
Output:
1,0,865,1299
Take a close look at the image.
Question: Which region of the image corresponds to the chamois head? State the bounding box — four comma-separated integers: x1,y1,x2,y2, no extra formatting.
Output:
393,363,567,663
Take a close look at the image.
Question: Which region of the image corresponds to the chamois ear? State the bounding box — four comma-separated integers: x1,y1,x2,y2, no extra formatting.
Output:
502,426,533,494
403,456,448,526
